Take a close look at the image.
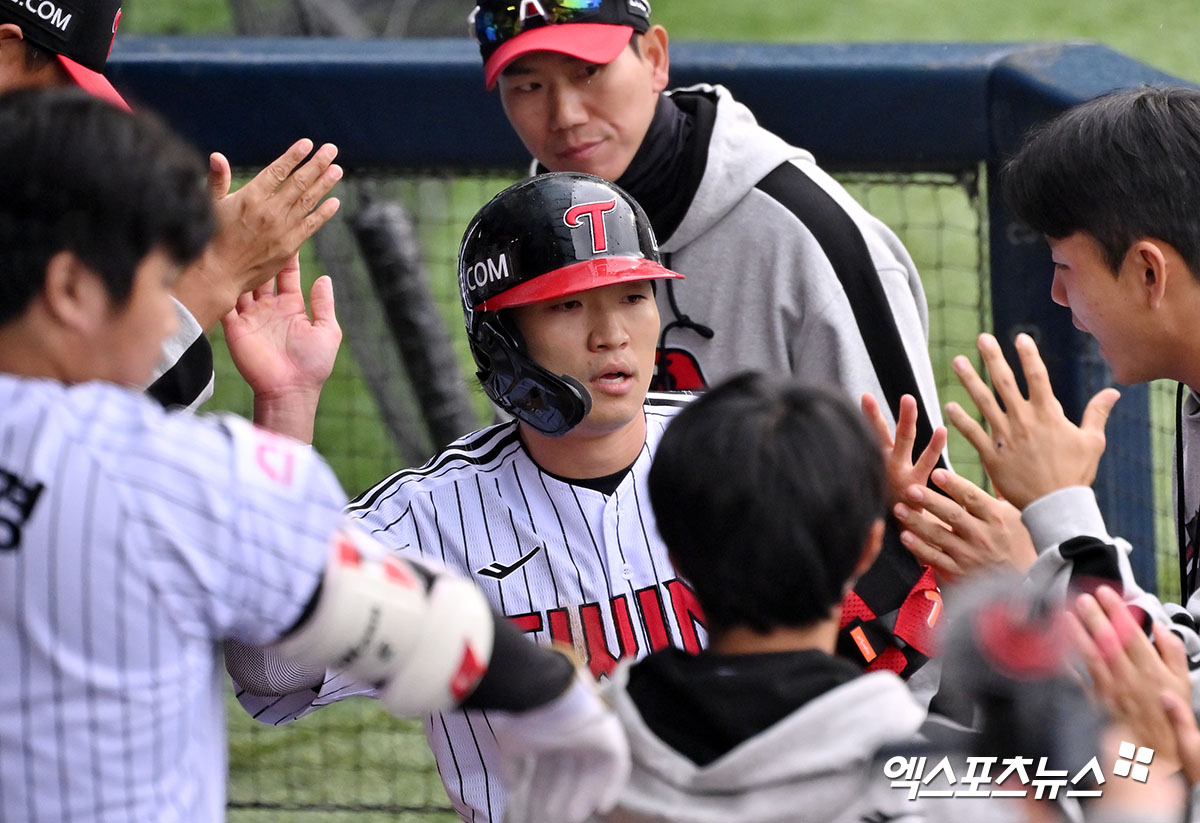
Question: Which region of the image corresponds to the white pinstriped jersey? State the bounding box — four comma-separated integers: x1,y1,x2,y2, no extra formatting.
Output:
0,375,346,823
237,400,706,822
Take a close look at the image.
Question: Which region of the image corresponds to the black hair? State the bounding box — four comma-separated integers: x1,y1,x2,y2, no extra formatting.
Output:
0,88,213,325
648,373,886,634
1003,85,1200,278
22,39,55,72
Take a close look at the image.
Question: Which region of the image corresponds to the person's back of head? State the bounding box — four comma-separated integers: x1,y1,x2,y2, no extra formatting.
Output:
1003,85,1200,277
648,373,886,634
0,88,212,328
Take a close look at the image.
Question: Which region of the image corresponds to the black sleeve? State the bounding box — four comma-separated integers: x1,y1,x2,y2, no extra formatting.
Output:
146,335,215,409
461,609,575,712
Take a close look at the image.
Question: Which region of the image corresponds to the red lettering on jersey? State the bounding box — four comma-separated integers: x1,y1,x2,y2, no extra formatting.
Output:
578,596,638,679
255,442,295,486
548,608,572,646
450,643,487,702
564,200,617,254
665,578,706,654
635,586,671,652
509,612,543,634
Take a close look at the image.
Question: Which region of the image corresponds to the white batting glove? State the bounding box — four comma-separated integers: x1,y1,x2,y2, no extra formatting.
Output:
493,667,630,823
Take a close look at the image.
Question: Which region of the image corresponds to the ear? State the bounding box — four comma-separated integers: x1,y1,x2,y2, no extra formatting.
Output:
41,251,112,333
1128,239,1170,310
640,25,670,94
0,23,25,72
852,519,886,581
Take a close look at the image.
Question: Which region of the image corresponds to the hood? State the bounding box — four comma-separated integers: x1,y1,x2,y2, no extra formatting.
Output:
659,84,812,254
600,663,926,822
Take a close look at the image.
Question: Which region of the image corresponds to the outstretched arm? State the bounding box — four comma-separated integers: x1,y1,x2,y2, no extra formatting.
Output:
174,140,343,332
222,254,341,443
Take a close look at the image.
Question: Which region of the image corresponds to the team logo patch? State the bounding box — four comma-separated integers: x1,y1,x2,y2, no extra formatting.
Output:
564,199,617,254
477,545,542,580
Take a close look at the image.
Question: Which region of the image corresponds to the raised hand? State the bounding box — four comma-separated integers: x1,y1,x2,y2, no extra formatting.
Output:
945,333,1120,509
860,392,947,506
222,255,341,442
894,468,1037,584
174,140,343,331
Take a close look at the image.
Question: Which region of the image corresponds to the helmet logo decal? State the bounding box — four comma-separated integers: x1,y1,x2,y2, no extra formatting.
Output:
464,254,512,294
564,199,617,254
518,0,549,23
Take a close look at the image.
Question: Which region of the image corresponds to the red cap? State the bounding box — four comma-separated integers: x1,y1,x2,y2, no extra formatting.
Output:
477,256,681,312
58,55,130,112
484,23,633,90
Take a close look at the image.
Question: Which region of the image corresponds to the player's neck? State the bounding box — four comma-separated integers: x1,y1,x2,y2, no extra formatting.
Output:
519,410,647,480
0,320,71,381
708,618,839,657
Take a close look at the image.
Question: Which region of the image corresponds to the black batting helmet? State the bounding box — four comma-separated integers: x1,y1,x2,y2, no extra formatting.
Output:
458,172,681,436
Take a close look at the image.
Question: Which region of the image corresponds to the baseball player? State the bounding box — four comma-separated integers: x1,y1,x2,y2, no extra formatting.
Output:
0,0,343,410
0,88,627,823
230,171,706,823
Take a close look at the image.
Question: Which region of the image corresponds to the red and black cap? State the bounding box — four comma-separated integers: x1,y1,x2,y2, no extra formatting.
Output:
470,0,652,90
0,0,129,111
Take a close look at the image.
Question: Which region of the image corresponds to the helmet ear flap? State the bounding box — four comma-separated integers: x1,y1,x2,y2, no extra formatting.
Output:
471,314,592,437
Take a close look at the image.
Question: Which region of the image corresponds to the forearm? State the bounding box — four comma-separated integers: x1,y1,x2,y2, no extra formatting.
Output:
252,389,321,444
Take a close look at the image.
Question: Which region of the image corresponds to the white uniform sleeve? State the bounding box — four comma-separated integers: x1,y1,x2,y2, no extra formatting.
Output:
105,412,346,647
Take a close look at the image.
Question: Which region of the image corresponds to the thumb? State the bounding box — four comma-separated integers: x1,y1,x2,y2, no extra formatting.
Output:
208,152,232,200
1081,387,1120,435
309,276,338,328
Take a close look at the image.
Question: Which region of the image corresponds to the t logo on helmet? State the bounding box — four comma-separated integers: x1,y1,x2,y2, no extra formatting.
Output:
518,0,549,23
564,200,617,254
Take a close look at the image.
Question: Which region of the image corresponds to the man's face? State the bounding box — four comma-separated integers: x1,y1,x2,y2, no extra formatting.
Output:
92,247,180,388
510,279,659,436
497,39,666,182
1047,232,1158,384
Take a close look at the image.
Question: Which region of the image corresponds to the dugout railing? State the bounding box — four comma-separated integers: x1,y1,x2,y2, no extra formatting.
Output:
106,39,1188,819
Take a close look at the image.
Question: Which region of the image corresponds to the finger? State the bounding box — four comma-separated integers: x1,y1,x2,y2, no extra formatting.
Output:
308,275,338,328
208,152,232,200
1094,586,1156,667
910,426,947,486
1161,691,1200,782
233,290,255,315
1073,591,1140,693
892,394,919,463
275,254,303,296
930,469,994,520
1065,609,1114,699
900,487,979,547
1081,387,1121,438
296,195,342,242
278,143,340,213
896,525,964,581
252,278,276,302
220,307,240,335
860,393,894,449
1012,333,1058,410
951,351,1008,440
975,333,1028,422
245,138,314,196
1155,627,1190,679
944,400,994,460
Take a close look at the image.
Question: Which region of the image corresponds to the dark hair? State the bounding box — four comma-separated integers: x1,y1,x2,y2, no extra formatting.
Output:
23,39,56,72
0,88,213,325
1002,85,1200,277
648,374,886,633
